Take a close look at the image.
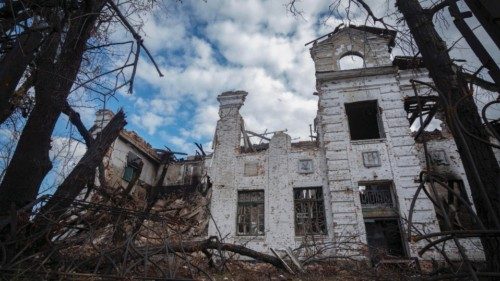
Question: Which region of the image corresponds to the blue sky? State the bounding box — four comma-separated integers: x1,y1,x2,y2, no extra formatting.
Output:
74,0,340,154
1,0,497,192
67,0,499,155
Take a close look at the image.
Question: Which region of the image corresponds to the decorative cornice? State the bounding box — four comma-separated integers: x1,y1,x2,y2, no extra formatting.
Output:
316,66,397,83
217,90,248,109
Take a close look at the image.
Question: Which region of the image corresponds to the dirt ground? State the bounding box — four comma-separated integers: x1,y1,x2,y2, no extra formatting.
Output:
198,261,421,281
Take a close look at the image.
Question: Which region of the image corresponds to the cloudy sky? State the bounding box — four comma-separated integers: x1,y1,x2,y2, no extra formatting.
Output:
0,0,497,192
109,0,336,154
61,0,499,160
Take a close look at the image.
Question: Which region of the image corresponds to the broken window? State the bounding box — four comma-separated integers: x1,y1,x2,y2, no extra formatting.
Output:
339,53,365,70
345,100,385,140
360,181,406,261
237,190,265,236
294,187,327,235
122,152,142,182
365,219,406,261
403,96,442,133
428,179,476,231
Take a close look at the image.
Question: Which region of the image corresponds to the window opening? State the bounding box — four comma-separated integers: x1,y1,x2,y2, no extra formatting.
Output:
294,187,327,235
237,190,265,236
404,96,443,133
365,219,406,261
123,152,142,182
339,54,365,70
428,179,476,231
345,100,385,140
359,181,406,261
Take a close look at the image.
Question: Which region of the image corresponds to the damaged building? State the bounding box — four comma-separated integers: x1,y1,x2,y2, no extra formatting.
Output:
92,26,492,265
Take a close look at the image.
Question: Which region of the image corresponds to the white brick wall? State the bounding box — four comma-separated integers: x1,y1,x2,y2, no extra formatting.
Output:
205,27,485,262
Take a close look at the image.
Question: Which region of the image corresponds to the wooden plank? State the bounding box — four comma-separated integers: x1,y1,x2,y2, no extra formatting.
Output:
270,248,294,275
286,247,305,273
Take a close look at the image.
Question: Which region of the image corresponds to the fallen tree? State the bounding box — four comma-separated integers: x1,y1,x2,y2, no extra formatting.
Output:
37,109,127,220
66,236,286,272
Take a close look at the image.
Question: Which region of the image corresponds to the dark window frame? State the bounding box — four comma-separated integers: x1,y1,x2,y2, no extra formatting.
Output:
294,187,327,236
122,152,142,182
345,100,385,141
236,190,265,236
430,179,476,231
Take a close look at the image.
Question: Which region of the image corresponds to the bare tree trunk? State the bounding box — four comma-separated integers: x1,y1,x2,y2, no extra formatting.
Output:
396,0,500,274
38,110,126,219
0,31,42,124
0,0,106,216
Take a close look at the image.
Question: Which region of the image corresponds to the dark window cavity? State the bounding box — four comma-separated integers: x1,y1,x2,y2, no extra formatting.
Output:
365,219,406,261
122,152,142,182
237,190,265,236
345,100,385,140
428,180,477,231
294,187,327,235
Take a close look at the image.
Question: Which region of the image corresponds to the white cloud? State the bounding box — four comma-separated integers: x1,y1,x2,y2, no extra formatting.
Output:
130,112,166,135
121,0,498,153
48,136,87,185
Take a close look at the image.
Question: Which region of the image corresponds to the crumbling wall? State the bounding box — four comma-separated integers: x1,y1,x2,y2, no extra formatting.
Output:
208,92,332,256
106,137,158,186
309,23,486,262
313,64,484,261
310,27,392,72
162,160,204,187
208,91,247,245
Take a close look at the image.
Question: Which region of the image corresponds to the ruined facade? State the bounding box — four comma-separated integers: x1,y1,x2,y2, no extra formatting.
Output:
91,109,211,238
95,26,491,264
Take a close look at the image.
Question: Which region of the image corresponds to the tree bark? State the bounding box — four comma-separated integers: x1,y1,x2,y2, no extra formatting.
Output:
0,31,42,124
38,110,126,220
396,0,500,274
0,0,106,216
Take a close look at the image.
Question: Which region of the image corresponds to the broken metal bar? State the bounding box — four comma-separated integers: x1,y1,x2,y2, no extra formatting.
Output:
410,80,479,281
194,142,206,156
245,130,271,141
285,247,305,273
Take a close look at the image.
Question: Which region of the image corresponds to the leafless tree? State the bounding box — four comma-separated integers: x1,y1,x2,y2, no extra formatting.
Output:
0,0,163,216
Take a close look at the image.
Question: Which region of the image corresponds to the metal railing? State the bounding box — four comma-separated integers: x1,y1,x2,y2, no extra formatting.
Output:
360,189,393,207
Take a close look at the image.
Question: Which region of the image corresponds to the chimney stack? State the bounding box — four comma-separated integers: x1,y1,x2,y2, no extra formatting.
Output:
93,109,114,133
